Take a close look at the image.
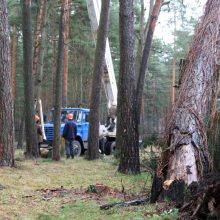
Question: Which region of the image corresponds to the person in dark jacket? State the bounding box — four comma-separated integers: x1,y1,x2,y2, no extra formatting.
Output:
62,113,77,159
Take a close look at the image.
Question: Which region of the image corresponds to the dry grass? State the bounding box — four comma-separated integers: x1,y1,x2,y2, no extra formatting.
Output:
0,150,155,220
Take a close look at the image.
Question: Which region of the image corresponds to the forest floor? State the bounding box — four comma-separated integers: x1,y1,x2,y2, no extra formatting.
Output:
0,150,178,220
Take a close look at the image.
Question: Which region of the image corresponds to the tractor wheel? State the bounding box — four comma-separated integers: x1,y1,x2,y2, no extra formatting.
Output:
73,140,82,157
104,141,112,155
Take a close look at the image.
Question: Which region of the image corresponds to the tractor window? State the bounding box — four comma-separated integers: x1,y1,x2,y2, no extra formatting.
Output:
85,113,89,122
51,109,81,123
82,113,89,122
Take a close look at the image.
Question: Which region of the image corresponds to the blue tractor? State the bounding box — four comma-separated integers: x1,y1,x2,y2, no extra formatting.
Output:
44,108,90,156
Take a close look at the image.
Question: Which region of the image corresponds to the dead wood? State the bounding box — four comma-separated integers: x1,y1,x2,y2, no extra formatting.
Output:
151,178,185,207
178,174,220,220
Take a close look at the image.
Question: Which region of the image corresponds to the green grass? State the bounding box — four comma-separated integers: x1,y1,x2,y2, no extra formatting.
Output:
0,150,178,220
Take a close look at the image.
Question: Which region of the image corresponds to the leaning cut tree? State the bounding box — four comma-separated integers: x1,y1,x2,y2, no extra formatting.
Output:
151,0,220,202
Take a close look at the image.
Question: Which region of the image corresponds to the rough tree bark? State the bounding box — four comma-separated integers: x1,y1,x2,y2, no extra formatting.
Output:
87,0,111,160
11,24,17,99
62,0,70,107
21,0,39,158
207,68,220,172
151,0,220,203
0,0,15,166
117,0,140,174
52,0,67,161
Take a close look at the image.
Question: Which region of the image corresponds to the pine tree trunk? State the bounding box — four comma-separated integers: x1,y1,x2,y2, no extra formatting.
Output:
17,112,25,149
207,67,220,172
151,0,220,203
11,24,17,99
171,8,177,112
117,0,140,174
62,0,70,107
87,0,111,160
52,0,67,161
52,39,57,105
135,0,154,76
136,0,161,123
0,0,15,166
36,0,47,99
21,0,39,158
80,54,83,105
72,49,77,105
33,0,46,97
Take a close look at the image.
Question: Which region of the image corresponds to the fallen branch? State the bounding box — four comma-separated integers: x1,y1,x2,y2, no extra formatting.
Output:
100,197,149,210
22,195,34,198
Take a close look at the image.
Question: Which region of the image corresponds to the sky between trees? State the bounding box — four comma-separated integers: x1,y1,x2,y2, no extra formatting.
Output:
154,0,207,44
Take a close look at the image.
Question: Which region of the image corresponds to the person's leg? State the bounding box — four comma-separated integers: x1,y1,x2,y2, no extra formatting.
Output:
65,140,70,158
38,143,41,156
70,140,74,159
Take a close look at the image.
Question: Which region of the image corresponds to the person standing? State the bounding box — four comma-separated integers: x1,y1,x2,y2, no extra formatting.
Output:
62,113,77,159
35,115,43,155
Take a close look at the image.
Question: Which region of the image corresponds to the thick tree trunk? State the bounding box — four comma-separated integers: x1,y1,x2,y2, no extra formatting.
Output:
87,0,111,160
52,0,67,161
0,0,15,166
117,0,140,174
207,67,220,172
62,0,70,107
208,111,220,173
21,0,39,158
151,0,220,202
33,0,46,97
11,24,17,99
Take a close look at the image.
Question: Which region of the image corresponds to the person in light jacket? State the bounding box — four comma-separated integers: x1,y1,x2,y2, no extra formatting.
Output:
35,115,43,155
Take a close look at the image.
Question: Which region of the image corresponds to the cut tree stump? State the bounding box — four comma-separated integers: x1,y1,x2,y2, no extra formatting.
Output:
179,174,220,220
